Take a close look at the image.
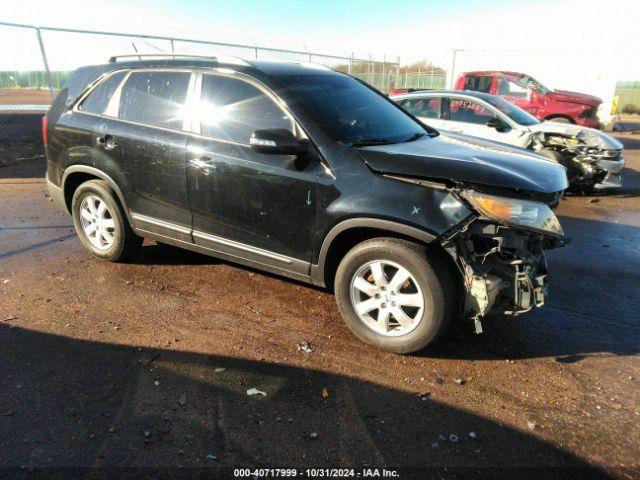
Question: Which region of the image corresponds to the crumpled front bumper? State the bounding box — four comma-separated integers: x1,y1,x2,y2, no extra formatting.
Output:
594,157,625,189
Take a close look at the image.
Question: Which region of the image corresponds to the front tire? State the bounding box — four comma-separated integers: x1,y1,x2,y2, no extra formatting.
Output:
71,180,142,262
334,238,454,353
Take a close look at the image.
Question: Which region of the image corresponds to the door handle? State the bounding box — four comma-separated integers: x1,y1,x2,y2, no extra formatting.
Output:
97,134,118,150
190,157,216,175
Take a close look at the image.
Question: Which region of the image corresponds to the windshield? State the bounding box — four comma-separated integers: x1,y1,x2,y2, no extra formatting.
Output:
274,74,433,146
518,75,552,94
482,95,540,126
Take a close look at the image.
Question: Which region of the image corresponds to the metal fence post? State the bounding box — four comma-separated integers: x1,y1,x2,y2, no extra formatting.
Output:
35,27,55,100
382,55,386,92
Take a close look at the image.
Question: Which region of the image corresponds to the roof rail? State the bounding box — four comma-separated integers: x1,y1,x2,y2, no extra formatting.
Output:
107,53,251,66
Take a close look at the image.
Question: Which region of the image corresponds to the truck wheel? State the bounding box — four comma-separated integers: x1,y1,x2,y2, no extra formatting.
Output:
334,238,455,353
71,180,142,262
546,116,574,124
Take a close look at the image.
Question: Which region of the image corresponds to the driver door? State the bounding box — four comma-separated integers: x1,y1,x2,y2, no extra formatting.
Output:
186,72,319,270
443,97,521,146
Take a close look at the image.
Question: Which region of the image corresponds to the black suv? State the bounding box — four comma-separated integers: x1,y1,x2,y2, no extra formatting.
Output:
45,55,568,353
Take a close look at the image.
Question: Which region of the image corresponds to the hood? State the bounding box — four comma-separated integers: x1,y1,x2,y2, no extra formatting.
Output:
548,89,602,106
529,122,623,150
356,133,568,194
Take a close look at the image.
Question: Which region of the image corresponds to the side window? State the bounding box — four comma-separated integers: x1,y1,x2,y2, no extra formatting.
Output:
464,76,492,93
78,71,126,115
497,79,530,97
119,71,190,130
449,99,495,125
199,74,292,143
401,98,442,119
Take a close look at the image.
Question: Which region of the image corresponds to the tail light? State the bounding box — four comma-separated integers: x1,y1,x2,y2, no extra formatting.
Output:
41,116,48,146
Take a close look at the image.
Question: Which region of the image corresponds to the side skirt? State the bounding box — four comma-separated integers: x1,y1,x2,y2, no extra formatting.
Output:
131,214,313,285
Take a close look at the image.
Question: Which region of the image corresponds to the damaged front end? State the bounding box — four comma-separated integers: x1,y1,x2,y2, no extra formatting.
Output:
440,189,567,332
530,129,625,192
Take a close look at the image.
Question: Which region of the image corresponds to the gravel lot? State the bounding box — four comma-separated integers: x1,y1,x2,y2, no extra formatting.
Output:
0,134,639,479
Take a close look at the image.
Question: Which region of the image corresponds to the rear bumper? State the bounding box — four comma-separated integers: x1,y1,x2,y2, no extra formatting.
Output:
46,173,68,213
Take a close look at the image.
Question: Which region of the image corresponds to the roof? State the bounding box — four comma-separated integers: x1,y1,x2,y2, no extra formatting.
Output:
98,55,337,76
390,89,497,101
461,70,526,78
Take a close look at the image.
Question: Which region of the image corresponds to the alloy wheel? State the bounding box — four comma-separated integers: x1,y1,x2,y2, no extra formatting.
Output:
349,260,425,336
79,194,116,250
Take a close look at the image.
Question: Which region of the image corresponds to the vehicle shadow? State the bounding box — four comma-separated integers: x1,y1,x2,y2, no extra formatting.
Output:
134,242,223,266
0,324,616,479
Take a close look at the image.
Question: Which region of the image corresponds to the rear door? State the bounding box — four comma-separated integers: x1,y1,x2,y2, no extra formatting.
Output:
94,69,194,240
185,71,318,272
397,97,446,130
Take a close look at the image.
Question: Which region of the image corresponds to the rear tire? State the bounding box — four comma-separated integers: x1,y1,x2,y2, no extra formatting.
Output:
546,116,574,124
334,238,455,353
71,180,142,262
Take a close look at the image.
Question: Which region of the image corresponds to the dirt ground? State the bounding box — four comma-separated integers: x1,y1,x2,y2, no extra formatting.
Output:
0,88,54,105
0,134,639,479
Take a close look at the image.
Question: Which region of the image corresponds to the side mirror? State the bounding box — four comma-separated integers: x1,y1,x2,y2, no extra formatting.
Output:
486,117,510,132
250,129,308,155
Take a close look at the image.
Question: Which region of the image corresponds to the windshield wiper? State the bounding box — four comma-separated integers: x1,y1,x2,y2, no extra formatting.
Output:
401,132,427,143
350,138,396,147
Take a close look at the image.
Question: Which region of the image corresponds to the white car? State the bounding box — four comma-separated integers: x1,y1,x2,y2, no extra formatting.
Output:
391,90,625,192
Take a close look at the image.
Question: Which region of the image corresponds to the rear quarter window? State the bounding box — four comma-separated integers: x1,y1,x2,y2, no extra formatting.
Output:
78,71,126,115
119,71,191,130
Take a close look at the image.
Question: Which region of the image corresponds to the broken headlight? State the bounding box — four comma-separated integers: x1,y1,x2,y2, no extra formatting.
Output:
464,191,564,237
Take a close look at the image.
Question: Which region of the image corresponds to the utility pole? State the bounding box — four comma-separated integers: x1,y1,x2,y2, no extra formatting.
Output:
450,48,464,89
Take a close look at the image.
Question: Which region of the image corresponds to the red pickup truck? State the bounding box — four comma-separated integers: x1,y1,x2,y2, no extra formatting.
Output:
454,71,602,128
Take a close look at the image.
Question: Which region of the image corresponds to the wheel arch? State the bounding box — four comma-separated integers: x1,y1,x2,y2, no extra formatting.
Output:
311,218,438,290
61,166,134,225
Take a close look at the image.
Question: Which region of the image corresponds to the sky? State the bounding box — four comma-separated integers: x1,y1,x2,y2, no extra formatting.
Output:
4,0,638,65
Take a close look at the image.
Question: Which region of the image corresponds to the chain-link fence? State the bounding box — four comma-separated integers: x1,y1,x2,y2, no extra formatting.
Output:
0,22,407,149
